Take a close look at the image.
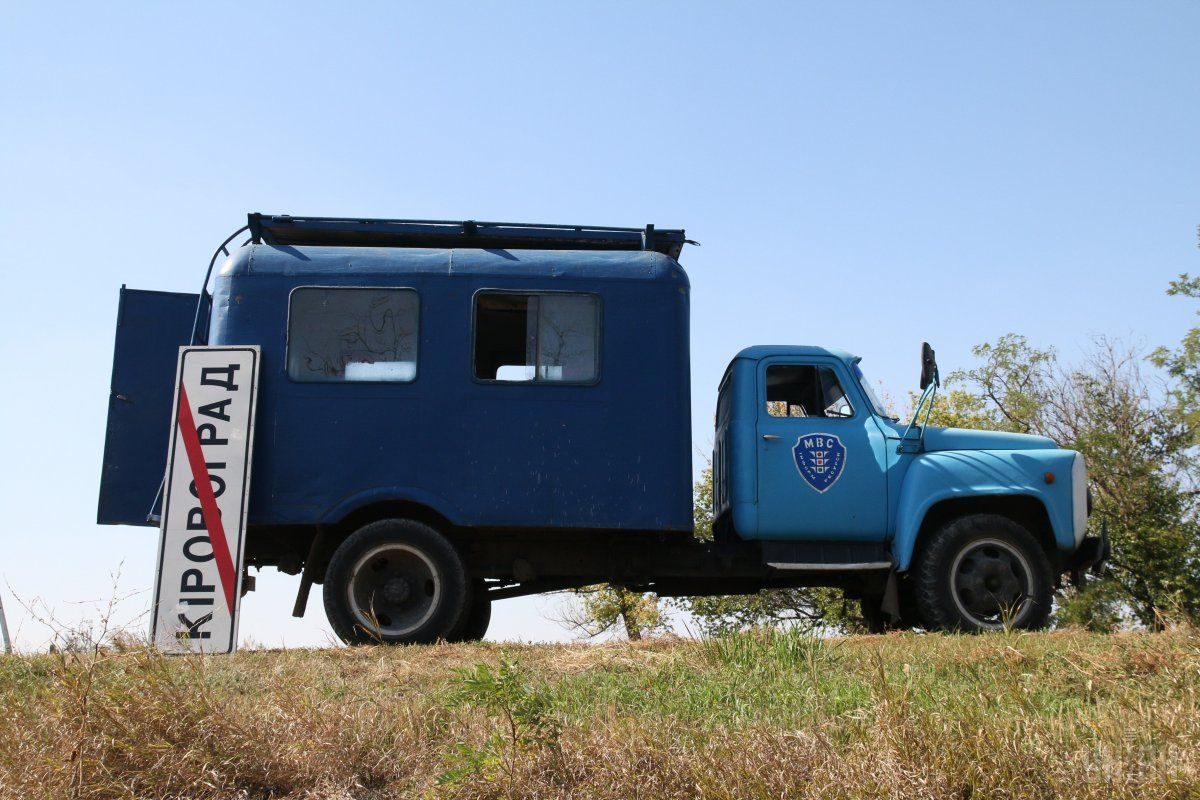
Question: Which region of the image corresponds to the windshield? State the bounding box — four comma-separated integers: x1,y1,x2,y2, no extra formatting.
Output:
852,363,889,418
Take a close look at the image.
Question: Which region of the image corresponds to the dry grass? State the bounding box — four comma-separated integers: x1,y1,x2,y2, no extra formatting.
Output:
2,627,1199,799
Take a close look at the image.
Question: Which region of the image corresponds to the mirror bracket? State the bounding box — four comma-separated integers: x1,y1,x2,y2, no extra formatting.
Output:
903,342,941,453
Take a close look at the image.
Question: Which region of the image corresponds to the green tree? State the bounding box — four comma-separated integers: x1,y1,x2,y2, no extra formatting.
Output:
693,463,715,541
679,584,859,636
563,585,667,641
954,334,1056,433
916,386,1012,431
1153,274,1200,438
908,335,1054,433
931,332,1200,628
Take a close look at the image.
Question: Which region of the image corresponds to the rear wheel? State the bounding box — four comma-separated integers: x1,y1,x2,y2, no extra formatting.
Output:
914,513,1053,632
323,519,469,645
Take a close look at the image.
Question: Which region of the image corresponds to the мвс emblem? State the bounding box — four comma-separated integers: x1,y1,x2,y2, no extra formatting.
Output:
793,433,846,493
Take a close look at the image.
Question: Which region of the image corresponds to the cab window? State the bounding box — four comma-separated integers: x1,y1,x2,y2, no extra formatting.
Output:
765,365,853,418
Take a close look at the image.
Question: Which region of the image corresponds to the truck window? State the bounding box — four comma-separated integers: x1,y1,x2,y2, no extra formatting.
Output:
473,292,599,383
765,365,853,418
287,287,419,382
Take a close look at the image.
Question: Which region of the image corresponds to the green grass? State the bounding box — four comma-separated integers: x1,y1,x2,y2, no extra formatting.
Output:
1,627,1198,798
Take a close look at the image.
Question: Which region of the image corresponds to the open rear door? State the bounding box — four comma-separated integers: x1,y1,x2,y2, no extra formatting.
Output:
97,287,209,526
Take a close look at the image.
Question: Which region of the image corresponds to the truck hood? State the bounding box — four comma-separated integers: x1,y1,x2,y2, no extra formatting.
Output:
921,427,1058,452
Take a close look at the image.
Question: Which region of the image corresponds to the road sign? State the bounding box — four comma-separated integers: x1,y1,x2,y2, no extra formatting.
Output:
151,347,259,653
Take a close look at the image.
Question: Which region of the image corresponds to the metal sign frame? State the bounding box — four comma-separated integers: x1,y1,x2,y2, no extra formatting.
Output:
150,346,259,654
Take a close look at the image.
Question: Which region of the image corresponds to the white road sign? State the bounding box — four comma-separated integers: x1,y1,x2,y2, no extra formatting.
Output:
151,346,260,653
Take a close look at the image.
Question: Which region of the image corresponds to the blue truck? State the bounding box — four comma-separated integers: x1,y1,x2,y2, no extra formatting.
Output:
99,213,1108,643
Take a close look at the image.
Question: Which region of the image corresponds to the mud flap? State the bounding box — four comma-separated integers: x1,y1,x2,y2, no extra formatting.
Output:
881,569,901,623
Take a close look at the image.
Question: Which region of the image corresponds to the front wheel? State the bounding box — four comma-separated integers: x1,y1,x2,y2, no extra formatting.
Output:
323,519,469,645
913,513,1054,632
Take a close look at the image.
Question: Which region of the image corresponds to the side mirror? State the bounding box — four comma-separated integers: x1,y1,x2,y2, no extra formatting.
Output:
919,342,939,390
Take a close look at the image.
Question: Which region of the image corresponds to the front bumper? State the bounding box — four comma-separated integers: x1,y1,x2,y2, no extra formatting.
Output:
1067,521,1110,584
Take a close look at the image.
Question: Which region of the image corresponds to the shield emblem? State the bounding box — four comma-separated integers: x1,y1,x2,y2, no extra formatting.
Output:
792,433,847,493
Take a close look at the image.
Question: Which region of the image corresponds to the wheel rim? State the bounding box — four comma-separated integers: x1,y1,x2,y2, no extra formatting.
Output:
347,543,441,638
949,538,1034,629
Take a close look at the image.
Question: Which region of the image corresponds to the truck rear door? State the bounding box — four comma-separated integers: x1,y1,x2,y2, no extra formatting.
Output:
97,287,207,526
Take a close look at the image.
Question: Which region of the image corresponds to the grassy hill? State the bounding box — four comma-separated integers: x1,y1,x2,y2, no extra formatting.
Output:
2,627,1198,799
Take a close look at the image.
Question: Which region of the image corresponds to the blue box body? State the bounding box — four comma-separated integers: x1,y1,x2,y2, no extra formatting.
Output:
102,244,693,534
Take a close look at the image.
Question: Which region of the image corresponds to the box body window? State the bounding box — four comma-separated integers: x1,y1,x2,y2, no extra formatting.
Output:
288,288,419,382
474,292,599,383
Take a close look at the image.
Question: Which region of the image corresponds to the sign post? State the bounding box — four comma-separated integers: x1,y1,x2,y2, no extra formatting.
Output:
151,346,259,654
0,591,11,654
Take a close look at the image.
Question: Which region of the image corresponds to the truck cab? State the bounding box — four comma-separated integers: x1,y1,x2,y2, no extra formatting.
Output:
99,213,1106,645
715,345,1107,631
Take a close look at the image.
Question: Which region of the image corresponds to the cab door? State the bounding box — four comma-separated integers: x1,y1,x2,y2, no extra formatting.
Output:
755,358,888,541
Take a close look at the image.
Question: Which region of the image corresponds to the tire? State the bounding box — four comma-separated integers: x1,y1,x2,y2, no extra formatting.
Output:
914,513,1054,632
323,519,469,645
449,582,492,642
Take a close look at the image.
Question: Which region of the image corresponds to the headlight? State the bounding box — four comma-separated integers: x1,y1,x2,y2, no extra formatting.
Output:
1071,453,1088,546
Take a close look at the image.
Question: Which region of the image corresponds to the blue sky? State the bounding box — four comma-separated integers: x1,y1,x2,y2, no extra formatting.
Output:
1,2,1197,649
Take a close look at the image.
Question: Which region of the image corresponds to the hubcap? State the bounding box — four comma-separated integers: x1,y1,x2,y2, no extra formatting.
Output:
347,544,441,637
950,538,1033,629
382,577,411,604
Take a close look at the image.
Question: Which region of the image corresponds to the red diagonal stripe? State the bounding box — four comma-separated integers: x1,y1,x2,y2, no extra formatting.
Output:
177,383,237,614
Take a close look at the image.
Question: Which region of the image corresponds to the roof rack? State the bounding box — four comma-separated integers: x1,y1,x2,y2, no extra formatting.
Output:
247,213,693,261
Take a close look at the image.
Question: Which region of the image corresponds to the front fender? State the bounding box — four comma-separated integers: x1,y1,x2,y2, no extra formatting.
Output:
893,449,1079,571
